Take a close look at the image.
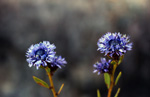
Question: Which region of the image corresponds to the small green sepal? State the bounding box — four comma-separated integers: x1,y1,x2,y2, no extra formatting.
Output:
115,71,122,85
114,88,121,97
45,67,51,73
111,60,117,65
39,65,45,69
33,76,49,88
104,73,110,89
97,89,101,97
118,55,124,65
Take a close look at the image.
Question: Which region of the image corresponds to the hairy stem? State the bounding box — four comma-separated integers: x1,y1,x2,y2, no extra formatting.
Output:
107,64,117,97
45,68,57,97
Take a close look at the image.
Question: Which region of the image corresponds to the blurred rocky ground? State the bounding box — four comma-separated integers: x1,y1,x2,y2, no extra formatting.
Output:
0,0,150,97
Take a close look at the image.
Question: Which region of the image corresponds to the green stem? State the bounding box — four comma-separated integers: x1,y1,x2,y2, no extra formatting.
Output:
45,68,57,97
107,63,117,97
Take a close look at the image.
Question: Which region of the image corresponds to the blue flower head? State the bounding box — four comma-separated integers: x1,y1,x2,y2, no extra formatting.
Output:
26,41,67,70
49,56,67,74
93,58,112,75
97,32,132,58
51,56,67,68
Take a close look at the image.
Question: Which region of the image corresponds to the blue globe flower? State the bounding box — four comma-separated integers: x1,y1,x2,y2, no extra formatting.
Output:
93,58,112,75
26,41,67,70
97,32,132,58
49,56,67,74
51,56,67,68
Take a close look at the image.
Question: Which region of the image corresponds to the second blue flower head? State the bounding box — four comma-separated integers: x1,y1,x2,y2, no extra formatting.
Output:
97,32,132,58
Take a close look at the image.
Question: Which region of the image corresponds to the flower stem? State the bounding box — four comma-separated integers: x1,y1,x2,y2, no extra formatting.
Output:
45,68,57,97
107,63,117,97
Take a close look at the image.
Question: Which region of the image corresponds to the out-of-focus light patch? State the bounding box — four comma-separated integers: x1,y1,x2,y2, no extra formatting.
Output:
126,0,147,8
1,81,14,95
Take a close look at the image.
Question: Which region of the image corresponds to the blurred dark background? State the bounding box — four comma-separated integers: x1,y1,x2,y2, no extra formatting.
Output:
0,0,149,97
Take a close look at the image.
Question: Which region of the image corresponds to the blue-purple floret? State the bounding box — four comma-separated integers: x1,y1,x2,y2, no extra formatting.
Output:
51,56,67,69
97,32,132,57
93,58,111,75
26,41,67,69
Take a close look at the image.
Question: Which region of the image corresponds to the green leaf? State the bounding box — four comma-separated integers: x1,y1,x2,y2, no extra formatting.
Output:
104,73,110,89
115,72,122,85
33,76,49,88
58,83,64,95
118,55,124,65
114,88,120,97
97,89,101,97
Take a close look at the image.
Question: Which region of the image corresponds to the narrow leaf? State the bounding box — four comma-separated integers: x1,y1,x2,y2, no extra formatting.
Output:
114,88,120,97
33,76,49,88
104,73,110,89
118,55,124,65
97,89,101,97
115,72,122,85
58,83,64,95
